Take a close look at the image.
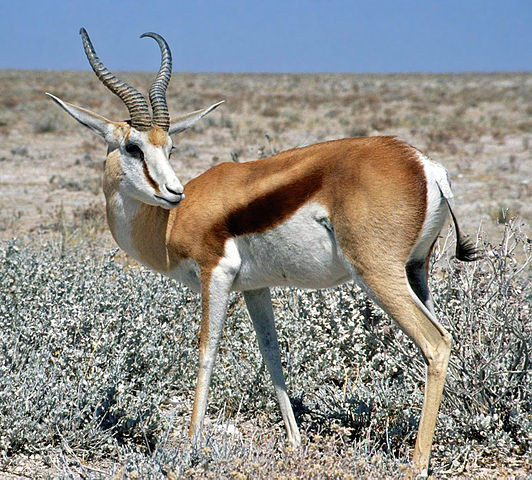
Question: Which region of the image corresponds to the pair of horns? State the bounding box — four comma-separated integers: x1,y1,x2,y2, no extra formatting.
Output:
80,28,171,131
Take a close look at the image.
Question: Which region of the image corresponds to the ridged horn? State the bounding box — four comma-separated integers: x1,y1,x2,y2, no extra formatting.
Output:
141,32,172,131
79,28,152,131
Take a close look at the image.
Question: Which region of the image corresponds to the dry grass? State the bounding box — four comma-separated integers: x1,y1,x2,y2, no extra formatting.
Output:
0,223,530,479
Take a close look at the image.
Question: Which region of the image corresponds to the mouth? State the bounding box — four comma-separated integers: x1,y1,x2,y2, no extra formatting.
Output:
154,194,183,208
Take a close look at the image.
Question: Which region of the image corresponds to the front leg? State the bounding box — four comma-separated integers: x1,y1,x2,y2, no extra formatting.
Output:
243,288,301,446
189,241,241,439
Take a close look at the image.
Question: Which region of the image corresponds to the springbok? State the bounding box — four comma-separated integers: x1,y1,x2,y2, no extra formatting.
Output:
48,29,476,477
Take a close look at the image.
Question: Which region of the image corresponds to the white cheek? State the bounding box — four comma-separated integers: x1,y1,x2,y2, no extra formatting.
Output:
120,160,155,203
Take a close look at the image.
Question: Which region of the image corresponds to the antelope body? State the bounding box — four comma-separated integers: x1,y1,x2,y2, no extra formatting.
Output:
48,29,476,477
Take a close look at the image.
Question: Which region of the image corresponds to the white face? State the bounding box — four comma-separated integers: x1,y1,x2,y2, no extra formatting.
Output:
117,128,184,209
46,92,222,209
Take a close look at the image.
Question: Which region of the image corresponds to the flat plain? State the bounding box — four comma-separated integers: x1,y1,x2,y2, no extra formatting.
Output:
1,71,530,243
0,71,530,479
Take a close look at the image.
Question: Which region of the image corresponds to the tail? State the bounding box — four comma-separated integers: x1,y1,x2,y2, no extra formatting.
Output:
437,185,479,262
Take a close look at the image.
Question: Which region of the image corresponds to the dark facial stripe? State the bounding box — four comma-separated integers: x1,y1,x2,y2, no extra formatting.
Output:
143,162,160,193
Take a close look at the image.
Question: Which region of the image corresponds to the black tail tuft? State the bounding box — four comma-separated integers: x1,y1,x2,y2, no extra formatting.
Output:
438,185,480,262
456,234,479,262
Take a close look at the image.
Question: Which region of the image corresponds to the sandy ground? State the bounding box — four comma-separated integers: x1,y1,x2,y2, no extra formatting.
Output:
0,71,530,247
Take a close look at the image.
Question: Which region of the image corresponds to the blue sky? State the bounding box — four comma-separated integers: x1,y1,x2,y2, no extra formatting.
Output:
1,0,530,73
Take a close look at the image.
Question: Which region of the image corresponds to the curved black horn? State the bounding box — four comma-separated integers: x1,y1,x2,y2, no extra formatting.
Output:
79,28,152,131
141,32,172,131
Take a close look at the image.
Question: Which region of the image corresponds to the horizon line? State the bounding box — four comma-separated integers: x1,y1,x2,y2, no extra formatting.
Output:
1,68,531,76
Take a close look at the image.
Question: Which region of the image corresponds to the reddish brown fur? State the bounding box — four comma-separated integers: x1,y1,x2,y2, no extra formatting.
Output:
126,136,439,468
199,270,212,356
130,137,427,274
103,148,125,242
131,204,170,271
148,126,168,147
327,137,427,279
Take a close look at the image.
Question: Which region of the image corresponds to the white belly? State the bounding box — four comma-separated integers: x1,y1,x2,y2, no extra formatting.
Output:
165,203,352,293
232,202,351,291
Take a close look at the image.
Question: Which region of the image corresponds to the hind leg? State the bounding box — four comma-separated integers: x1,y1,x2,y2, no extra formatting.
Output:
405,258,436,316
352,260,451,476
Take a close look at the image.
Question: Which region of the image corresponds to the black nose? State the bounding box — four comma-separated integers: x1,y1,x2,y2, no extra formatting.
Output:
165,184,182,195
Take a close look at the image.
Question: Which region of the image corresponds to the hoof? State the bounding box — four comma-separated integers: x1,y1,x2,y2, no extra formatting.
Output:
286,431,302,448
404,467,429,479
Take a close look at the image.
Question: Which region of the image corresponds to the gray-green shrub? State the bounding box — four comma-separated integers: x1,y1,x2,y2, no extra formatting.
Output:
0,220,529,476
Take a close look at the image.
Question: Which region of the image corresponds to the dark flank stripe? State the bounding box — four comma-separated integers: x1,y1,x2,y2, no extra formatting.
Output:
132,136,428,272
225,170,323,236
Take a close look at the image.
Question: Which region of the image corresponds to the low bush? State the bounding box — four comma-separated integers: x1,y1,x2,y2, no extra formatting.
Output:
0,220,529,478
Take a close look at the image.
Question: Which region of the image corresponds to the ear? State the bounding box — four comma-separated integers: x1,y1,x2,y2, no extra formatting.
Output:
168,100,224,135
45,92,115,140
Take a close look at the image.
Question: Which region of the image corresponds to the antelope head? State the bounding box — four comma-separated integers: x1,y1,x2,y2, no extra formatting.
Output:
47,28,223,209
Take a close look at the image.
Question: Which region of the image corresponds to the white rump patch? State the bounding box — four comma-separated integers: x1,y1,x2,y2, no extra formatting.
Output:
408,152,452,262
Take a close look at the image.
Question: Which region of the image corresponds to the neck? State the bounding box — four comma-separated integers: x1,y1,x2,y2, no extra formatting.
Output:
103,148,178,272
104,189,174,272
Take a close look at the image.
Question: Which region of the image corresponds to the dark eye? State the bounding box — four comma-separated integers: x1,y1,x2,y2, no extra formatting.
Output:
125,143,144,160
